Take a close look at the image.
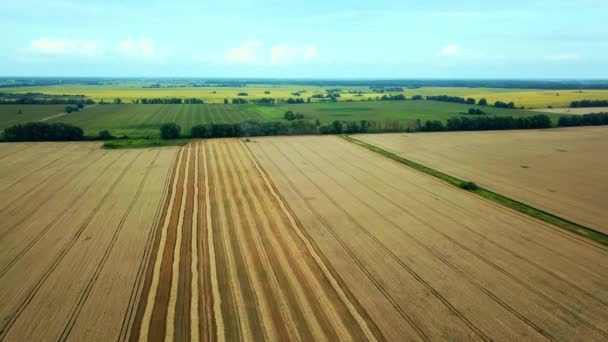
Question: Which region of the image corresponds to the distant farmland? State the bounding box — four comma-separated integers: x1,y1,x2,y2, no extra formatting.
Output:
358,127,608,233
3,83,608,108
7,101,564,138
0,105,66,130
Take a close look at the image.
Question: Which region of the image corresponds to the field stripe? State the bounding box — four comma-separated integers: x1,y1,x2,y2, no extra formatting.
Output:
138,147,185,341
232,142,349,340
217,141,280,341
190,142,200,342
165,145,191,341
209,144,250,341
202,142,224,341
120,148,178,341
0,150,144,340
243,140,383,342
223,142,305,340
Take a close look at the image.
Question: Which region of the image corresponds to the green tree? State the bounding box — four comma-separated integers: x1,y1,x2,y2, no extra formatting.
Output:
160,122,181,139
98,130,114,140
478,98,488,106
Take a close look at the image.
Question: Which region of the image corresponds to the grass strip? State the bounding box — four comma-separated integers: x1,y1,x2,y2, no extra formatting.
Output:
342,134,608,247
102,138,189,149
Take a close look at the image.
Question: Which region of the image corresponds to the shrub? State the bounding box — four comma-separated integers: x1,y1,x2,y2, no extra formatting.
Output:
98,129,114,140
460,181,479,191
160,122,181,139
284,111,295,120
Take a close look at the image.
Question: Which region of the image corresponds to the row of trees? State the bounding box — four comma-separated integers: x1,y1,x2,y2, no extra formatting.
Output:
570,100,608,108
467,108,486,115
379,94,406,101
3,122,84,141
283,111,305,120
106,98,206,104
558,113,608,126
493,101,516,109
0,97,94,105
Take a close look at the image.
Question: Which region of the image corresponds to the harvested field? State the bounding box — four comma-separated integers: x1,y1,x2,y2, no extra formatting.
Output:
533,107,608,115
2,136,608,341
358,127,608,233
248,135,608,341
0,142,177,341
131,139,378,341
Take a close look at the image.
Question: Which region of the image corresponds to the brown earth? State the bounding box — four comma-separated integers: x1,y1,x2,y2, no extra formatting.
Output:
358,127,608,234
247,135,608,341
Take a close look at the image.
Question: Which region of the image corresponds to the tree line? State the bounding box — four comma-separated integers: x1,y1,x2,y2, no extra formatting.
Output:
558,112,608,126
3,122,84,141
8,112,608,142
0,97,95,105
107,98,205,104
570,100,608,108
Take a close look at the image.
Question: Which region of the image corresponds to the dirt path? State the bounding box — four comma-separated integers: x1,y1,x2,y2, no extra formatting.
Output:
39,104,98,122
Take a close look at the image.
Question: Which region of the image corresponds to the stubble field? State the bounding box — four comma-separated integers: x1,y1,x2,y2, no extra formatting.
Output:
1,137,607,341
358,127,608,234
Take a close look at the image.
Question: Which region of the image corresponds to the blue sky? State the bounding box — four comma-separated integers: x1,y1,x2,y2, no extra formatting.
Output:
1,0,606,78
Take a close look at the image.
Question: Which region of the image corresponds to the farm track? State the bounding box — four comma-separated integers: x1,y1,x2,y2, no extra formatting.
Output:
247,135,608,341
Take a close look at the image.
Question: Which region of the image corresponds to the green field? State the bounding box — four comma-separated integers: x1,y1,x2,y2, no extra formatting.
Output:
3,83,608,108
0,105,66,129
3,101,560,138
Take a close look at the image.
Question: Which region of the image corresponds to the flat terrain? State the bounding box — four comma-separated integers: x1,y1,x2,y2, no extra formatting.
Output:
1,137,608,341
45,104,269,137
0,101,558,138
533,106,608,114
358,127,608,233
3,84,608,108
132,140,378,341
0,105,66,130
249,135,608,341
0,142,177,341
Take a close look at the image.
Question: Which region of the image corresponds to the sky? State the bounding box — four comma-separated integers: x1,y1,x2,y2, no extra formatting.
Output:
0,0,607,78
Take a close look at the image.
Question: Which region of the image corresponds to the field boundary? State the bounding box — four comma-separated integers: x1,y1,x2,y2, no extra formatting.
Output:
342,135,608,247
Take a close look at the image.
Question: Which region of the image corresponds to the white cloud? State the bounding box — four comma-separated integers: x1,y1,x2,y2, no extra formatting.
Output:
117,39,155,59
544,53,580,61
270,44,318,64
31,37,103,56
440,44,459,56
439,43,485,59
31,38,72,54
224,40,262,63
